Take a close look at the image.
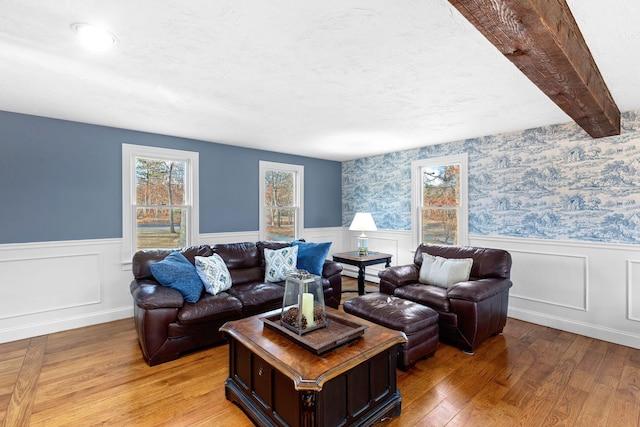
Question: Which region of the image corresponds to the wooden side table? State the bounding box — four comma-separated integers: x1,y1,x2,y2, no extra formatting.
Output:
332,251,392,295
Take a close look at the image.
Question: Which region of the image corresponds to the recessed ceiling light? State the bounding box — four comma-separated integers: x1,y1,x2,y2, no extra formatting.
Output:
71,22,117,52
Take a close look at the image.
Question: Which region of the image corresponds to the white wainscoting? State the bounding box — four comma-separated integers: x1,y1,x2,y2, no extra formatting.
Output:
0,239,133,344
470,235,640,349
336,230,640,349
5,230,637,350
0,228,347,344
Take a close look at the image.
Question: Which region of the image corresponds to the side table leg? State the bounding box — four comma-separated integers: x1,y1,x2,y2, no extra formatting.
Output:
358,264,366,295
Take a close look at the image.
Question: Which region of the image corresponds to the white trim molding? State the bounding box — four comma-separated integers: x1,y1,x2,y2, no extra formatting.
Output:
627,259,640,322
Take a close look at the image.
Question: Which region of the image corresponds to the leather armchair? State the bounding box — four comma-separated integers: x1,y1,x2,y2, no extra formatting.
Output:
378,244,512,353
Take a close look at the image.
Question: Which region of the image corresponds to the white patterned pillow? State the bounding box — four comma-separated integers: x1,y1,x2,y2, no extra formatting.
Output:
195,254,232,295
264,246,298,283
419,253,473,288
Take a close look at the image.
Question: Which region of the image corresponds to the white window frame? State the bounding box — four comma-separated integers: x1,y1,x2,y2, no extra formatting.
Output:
411,153,468,248
122,144,199,264
259,161,304,241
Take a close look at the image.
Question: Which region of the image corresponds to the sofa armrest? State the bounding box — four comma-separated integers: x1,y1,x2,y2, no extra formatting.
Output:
447,278,513,302
322,260,343,309
130,279,185,310
322,259,343,279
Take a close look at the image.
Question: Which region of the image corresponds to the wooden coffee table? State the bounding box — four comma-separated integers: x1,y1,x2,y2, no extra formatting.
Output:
220,307,407,427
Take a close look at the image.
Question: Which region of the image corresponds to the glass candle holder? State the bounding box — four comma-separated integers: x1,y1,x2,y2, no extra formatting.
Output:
281,270,328,335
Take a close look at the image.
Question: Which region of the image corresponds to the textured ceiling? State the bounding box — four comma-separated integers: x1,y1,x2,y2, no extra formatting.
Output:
0,0,638,161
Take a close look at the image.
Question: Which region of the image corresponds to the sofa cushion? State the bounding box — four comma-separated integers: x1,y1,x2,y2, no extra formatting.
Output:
149,252,203,303
394,283,452,312
177,292,242,324
292,241,331,276
226,282,285,313
264,246,298,282
195,254,232,295
133,246,213,280
419,253,473,288
213,242,260,270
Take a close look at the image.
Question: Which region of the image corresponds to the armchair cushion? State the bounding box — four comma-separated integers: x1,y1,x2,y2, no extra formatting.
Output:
395,284,452,312
150,252,203,303
418,253,473,288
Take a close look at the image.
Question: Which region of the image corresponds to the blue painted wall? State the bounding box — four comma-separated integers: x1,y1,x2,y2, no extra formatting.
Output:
344,110,640,244
0,110,342,244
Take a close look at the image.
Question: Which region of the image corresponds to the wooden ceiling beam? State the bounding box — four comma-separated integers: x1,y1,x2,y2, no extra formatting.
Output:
448,0,620,138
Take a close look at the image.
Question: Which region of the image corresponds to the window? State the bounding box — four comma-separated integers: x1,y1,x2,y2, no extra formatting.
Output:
411,154,468,247
259,161,303,241
122,144,199,261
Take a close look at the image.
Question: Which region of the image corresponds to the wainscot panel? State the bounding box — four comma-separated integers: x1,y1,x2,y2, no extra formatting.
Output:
0,253,101,319
0,239,133,343
508,249,588,311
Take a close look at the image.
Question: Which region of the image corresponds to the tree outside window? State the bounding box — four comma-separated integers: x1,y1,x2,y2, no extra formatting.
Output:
421,165,460,245
135,158,187,249
259,161,303,242
412,154,468,247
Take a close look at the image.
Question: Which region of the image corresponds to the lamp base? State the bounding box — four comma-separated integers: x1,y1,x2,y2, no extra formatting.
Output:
357,235,368,256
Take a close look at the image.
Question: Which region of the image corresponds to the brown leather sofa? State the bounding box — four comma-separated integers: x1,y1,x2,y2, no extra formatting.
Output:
130,241,343,366
378,244,512,354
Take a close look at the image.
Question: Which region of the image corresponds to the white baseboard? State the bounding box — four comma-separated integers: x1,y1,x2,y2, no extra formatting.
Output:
0,307,133,343
509,307,640,349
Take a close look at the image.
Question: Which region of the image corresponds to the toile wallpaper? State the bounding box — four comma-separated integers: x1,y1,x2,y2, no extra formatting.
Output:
342,110,640,244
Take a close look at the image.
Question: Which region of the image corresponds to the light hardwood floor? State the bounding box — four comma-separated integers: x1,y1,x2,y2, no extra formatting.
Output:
2,277,640,426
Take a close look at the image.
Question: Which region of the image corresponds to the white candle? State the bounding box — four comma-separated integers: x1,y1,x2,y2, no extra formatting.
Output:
301,292,315,328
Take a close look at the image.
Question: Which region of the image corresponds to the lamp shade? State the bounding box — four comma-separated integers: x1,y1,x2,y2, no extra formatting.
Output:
349,212,377,232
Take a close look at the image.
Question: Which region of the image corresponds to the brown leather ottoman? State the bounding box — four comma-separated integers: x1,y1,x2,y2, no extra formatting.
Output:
343,293,439,370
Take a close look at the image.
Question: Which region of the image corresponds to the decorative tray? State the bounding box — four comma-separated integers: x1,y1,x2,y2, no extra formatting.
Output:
260,311,368,355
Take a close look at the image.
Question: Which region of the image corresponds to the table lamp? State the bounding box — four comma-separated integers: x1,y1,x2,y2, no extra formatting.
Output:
349,212,377,256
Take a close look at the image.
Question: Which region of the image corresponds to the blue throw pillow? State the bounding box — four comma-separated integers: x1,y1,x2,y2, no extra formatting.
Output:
150,252,204,303
292,241,332,276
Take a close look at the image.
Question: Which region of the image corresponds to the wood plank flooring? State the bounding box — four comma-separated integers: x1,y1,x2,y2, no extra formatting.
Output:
1,277,640,426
